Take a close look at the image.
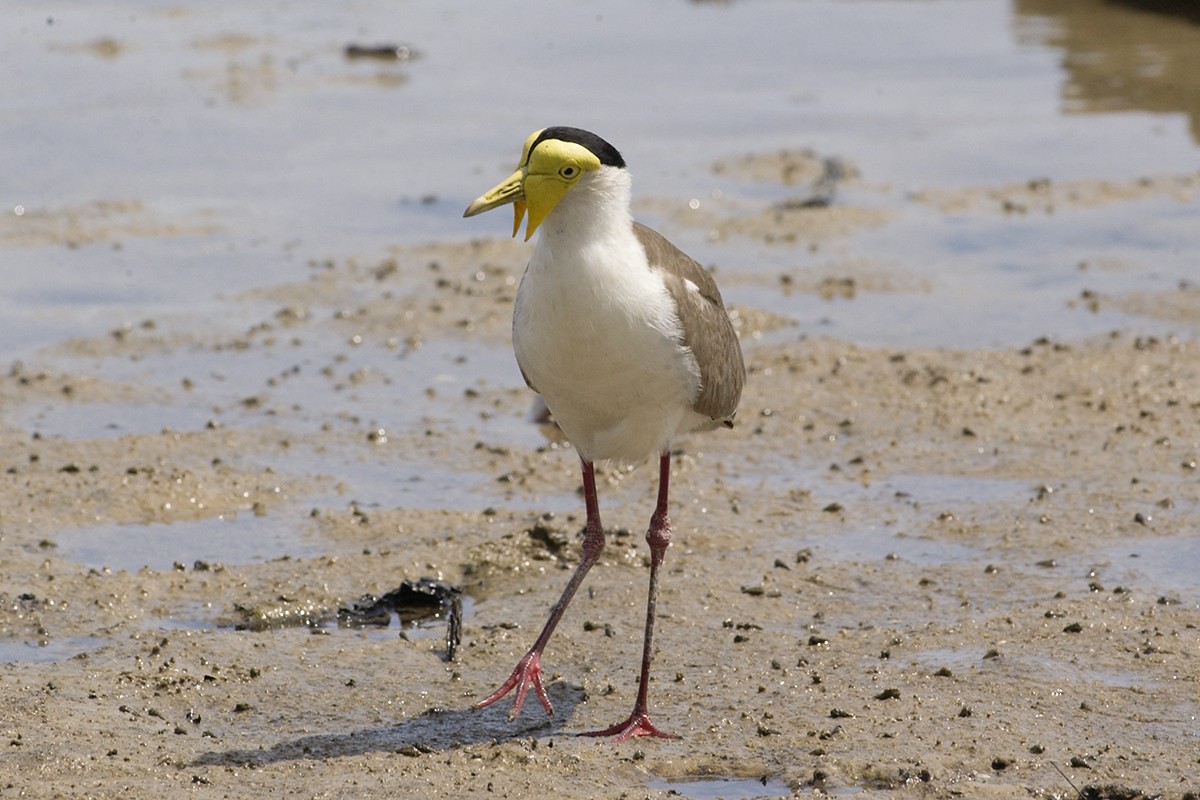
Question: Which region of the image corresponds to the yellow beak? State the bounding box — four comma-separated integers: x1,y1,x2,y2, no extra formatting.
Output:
463,168,529,240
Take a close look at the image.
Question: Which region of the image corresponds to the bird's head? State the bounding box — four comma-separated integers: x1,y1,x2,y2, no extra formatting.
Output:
463,127,625,241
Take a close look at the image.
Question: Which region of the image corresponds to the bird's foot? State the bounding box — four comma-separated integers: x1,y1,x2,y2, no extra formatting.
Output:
578,710,680,743
473,650,553,719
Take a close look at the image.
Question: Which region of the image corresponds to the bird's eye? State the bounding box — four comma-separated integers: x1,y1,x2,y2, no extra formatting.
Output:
559,165,579,179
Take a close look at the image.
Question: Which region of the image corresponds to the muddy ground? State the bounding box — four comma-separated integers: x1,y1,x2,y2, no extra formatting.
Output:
2,155,1199,800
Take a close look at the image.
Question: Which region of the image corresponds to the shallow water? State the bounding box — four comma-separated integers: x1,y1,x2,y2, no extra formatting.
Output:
807,526,984,568
646,776,791,800
54,513,323,573
733,193,1200,349
907,646,1149,689
1101,533,1200,600
4,0,1199,359
0,635,106,665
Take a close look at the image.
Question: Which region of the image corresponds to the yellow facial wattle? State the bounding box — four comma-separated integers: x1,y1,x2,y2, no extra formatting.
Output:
463,131,601,241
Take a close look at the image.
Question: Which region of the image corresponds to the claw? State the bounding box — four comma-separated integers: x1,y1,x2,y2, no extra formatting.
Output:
474,650,554,719
578,711,679,743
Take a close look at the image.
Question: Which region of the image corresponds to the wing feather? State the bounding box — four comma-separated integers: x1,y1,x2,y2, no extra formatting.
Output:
633,222,745,424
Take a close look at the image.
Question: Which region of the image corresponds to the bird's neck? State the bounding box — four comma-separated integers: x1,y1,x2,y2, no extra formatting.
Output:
540,166,633,245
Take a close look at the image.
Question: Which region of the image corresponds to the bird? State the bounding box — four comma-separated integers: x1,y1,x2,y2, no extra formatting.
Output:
463,126,745,741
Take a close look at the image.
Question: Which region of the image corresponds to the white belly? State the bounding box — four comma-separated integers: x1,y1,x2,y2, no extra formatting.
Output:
513,236,701,465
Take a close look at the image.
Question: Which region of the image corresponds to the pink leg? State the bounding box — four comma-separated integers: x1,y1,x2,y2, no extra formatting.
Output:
580,452,681,742
474,459,605,719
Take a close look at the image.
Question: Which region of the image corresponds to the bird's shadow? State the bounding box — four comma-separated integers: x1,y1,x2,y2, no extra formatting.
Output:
191,683,584,767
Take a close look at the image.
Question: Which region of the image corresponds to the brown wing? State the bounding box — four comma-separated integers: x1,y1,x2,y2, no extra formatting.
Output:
633,222,745,424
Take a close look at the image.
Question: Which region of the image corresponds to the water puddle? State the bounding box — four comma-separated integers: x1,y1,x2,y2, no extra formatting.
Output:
55,513,324,573
782,473,1027,565
15,399,218,441
807,526,982,567
646,776,790,800
0,636,106,664
1101,534,1200,601
716,199,1200,350
293,439,563,516
877,474,1029,507
747,462,1029,508
908,646,1147,688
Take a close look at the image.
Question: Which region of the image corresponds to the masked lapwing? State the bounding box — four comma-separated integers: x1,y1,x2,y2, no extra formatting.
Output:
464,126,745,741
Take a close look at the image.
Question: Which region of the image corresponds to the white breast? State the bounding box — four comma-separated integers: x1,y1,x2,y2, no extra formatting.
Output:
512,174,702,464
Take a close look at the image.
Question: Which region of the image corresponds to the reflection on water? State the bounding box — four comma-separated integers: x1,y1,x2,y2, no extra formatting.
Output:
1015,0,1200,142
